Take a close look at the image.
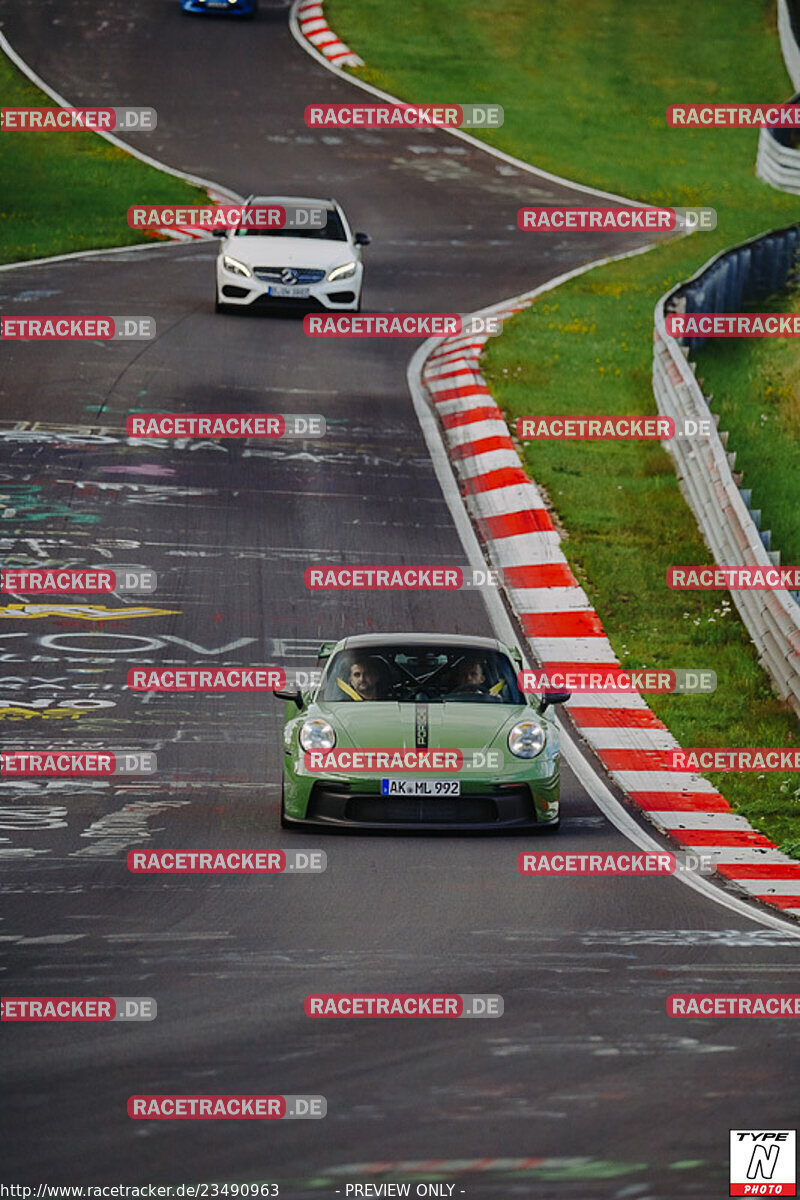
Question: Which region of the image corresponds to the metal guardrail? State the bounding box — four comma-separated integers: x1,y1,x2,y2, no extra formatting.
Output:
756,4,800,193
756,92,800,193
653,225,800,716
779,0,800,89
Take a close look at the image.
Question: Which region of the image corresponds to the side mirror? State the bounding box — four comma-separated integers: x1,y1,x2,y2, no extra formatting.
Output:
538,690,571,714
274,688,305,710
212,229,228,238
354,231,371,246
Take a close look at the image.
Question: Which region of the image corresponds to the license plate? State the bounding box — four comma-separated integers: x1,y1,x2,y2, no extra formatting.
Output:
267,284,310,298
381,778,461,797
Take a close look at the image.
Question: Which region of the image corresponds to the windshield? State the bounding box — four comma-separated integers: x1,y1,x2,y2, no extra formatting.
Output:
320,644,523,705
236,209,347,240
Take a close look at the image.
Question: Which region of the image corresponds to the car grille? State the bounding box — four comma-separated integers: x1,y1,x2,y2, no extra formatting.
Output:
346,796,497,823
306,782,537,825
253,268,326,284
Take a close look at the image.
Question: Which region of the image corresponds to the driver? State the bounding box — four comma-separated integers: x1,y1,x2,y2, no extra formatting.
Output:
448,655,506,697
458,657,486,687
450,655,487,690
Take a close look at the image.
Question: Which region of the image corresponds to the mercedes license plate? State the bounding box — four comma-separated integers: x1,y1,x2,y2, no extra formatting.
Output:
267,284,310,298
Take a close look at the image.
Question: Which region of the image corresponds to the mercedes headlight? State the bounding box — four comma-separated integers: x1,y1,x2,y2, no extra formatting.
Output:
326,261,357,282
507,721,546,759
222,255,252,278
299,719,336,752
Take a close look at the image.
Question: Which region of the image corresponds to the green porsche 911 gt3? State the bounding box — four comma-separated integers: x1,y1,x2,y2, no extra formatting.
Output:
274,633,570,831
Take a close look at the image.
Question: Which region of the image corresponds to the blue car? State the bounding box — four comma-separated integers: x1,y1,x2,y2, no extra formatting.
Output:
181,0,257,16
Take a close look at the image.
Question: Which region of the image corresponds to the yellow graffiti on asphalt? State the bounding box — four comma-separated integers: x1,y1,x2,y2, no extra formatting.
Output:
0,604,180,621
0,706,84,720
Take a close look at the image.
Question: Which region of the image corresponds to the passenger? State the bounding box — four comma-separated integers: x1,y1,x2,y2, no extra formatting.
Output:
349,657,381,700
335,656,384,700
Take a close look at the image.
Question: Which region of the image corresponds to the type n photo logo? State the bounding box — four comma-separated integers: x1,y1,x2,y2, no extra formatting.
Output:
730,1130,796,1196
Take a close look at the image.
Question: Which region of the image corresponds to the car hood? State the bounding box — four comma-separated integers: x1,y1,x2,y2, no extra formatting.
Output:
221,236,353,270
313,701,531,751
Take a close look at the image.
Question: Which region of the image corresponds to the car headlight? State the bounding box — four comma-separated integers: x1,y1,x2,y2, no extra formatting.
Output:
222,255,252,278
326,261,357,282
299,719,336,752
507,721,546,759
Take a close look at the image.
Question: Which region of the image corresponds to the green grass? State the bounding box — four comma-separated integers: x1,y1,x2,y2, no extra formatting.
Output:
330,0,800,851
330,0,795,209
0,52,207,264
694,287,800,566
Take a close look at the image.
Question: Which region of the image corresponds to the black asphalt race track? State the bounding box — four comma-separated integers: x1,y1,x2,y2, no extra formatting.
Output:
0,4,797,1197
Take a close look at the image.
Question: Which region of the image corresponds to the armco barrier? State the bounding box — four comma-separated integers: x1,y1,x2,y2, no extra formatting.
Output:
758,3,800,193
653,225,800,716
756,93,800,194
779,0,800,89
